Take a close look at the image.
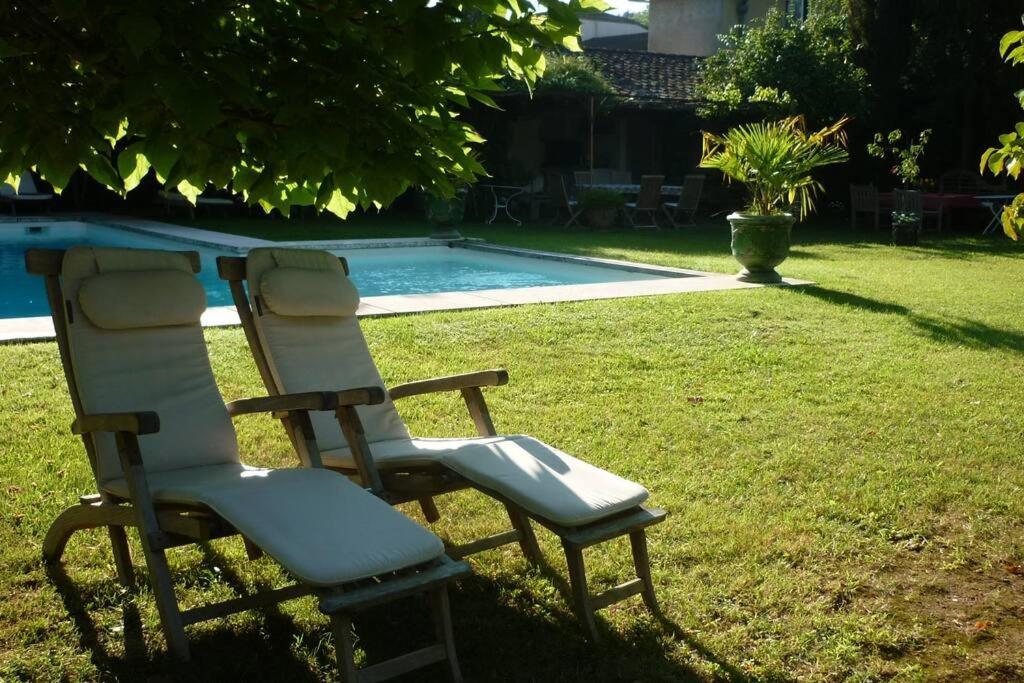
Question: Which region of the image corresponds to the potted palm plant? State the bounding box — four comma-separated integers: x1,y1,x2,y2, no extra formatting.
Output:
700,116,849,283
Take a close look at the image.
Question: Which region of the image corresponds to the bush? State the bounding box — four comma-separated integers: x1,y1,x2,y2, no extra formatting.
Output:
578,188,625,211
696,9,868,127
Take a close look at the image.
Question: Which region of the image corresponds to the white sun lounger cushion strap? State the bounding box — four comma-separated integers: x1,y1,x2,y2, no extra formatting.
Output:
78,270,206,330
440,436,650,527
101,464,445,586
260,267,359,318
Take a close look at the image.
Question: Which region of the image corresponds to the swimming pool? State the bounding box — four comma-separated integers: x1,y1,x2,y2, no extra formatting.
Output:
1,220,663,320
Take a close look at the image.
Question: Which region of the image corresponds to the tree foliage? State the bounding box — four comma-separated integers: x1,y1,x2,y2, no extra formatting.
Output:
0,1,600,217
981,24,1024,240
699,116,849,219
535,54,613,96
695,9,867,127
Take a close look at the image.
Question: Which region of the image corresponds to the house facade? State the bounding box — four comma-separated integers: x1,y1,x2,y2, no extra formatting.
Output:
649,0,807,55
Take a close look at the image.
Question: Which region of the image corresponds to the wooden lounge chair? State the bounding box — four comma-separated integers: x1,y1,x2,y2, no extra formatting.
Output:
26,246,469,681
662,175,705,229
624,175,664,230
218,249,667,640
1,171,54,215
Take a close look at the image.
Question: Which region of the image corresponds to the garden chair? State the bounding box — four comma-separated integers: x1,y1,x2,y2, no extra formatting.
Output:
218,249,667,640
573,170,592,188
26,246,469,681
662,175,705,229
1,171,53,215
624,175,664,230
849,184,884,230
894,188,942,232
557,174,584,228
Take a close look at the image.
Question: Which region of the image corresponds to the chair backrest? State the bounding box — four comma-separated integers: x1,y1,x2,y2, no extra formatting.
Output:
635,175,664,210
939,169,1003,194
573,171,592,188
26,247,240,487
610,169,632,184
591,168,614,184
893,189,923,218
1,171,37,197
559,175,575,205
849,184,878,211
677,175,705,213
234,249,410,456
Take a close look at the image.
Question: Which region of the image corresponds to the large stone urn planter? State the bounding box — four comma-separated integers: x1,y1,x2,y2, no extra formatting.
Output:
727,212,795,283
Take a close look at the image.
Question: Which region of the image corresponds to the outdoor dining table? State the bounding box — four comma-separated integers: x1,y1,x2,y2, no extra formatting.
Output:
975,194,1018,235
878,192,979,231
579,183,682,195
479,183,528,226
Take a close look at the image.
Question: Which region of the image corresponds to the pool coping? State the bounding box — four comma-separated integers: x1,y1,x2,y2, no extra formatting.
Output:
1,214,811,343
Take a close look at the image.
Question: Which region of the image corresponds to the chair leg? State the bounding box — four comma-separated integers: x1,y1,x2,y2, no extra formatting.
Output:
107,525,135,585
431,587,464,682
561,540,599,640
504,504,542,565
419,497,441,523
629,530,659,614
141,542,190,661
331,613,360,682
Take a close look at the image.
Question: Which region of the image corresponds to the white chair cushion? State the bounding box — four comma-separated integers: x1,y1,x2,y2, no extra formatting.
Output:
102,464,444,586
321,435,515,469
78,270,206,330
325,435,649,527
440,436,649,526
260,267,359,318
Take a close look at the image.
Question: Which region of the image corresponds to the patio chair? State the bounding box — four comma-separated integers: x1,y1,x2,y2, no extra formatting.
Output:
573,170,592,188
218,249,667,640
624,175,664,230
557,175,584,228
159,189,238,220
1,171,54,215
662,175,705,229
894,188,942,232
26,246,469,680
850,184,884,230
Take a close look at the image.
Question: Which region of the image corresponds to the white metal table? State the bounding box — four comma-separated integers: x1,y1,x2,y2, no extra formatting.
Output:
481,184,527,225
976,194,1017,235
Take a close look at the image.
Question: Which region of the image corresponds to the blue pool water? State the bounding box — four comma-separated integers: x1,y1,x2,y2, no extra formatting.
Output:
1,221,659,319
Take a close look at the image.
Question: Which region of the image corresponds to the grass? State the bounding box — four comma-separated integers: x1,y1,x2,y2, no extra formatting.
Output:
2,213,1024,681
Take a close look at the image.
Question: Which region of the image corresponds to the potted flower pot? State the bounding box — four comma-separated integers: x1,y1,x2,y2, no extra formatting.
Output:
424,190,466,239
728,212,795,283
699,116,850,283
578,188,625,230
891,211,920,246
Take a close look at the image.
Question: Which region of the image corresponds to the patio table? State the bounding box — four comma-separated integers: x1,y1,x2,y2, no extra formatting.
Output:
975,194,1018,235
878,192,978,231
480,184,527,226
579,183,682,196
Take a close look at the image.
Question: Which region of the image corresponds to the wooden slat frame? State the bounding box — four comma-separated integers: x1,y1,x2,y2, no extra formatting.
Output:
218,253,668,640
30,248,468,681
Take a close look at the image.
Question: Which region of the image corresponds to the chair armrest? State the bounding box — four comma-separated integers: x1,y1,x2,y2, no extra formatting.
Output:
72,412,160,436
226,387,386,417
389,369,509,401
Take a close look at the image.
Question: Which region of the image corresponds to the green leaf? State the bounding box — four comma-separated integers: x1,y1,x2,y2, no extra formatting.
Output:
81,151,124,193
176,179,202,204
325,188,356,219
118,13,162,57
1000,30,1024,58
117,142,151,193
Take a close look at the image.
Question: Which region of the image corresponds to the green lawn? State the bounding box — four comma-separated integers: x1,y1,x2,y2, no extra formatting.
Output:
2,216,1023,681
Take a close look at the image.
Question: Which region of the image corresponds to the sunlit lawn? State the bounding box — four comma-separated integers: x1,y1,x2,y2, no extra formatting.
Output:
2,213,1023,680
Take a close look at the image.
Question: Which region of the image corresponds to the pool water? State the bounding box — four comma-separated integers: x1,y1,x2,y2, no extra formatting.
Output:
1,221,660,319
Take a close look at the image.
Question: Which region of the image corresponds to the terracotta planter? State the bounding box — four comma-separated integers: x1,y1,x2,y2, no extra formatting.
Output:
727,212,795,283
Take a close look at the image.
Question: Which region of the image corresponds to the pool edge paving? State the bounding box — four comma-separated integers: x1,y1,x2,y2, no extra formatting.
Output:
1,213,812,342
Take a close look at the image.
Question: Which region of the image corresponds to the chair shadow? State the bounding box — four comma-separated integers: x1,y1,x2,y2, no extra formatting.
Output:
794,286,1024,354
47,540,750,682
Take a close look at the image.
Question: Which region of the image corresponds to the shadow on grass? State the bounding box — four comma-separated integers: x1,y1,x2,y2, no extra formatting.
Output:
46,543,746,682
796,286,1024,353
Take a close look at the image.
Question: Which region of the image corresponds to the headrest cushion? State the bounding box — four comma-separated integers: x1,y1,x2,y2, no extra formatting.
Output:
259,267,360,318
78,270,207,330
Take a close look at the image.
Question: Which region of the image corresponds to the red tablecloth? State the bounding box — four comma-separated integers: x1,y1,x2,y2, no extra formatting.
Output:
878,192,980,211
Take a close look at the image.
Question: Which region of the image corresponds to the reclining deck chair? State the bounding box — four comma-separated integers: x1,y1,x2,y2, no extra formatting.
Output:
218,249,667,639
26,246,469,681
